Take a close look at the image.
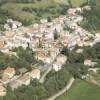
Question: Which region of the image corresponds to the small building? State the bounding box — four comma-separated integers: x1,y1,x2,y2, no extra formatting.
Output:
56,54,67,64
83,6,91,11
40,18,48,24
84,59,92,66
0,85,6,97
84,59,96,67
53,54,67,71
49,47,60,59
2,67,15,83
17,72,30,86
94,33,100,43
76,49,83,53
0,40,5,49
29,69,40,80
53,61,62,71
67,8,76,15
0,81,6,96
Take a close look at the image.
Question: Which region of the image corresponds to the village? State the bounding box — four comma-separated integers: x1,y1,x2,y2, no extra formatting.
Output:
0,6,100,97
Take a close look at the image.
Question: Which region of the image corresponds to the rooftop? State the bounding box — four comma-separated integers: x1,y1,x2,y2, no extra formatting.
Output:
3,67,15,75
30,69,40,75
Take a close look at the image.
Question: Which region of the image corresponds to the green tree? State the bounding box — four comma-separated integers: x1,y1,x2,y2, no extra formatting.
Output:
47,16,52,22
53,29,59,40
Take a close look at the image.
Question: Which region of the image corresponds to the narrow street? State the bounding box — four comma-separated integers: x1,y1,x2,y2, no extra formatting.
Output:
39,64,52,83
39,49,63,83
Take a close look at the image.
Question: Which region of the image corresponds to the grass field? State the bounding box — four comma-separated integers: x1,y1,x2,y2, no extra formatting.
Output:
57,79,100,100
54,0,87,7
70,0,87,7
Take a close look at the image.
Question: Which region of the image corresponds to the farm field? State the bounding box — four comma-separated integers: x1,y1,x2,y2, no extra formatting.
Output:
57,79,100,100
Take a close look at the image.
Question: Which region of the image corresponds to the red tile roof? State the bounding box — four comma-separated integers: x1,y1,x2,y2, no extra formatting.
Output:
4,67,14,75
31,69,40,75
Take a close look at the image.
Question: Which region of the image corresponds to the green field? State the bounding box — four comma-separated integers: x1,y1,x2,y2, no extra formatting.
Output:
70,0,87,7
54,0,87,7
57,79,100,100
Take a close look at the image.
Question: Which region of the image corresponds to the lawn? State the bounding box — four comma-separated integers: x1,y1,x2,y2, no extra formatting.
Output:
54,0,87,7
57,79,100,100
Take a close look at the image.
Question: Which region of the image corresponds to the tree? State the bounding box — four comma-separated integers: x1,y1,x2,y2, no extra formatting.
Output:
68,0,72,7
53,29,59,40
0,47,37,71
61,46,69,56
89,0,96,7
47,16,52,22
65,63,88,78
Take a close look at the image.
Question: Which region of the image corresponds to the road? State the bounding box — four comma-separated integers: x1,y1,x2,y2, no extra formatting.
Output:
39,64,52,83
47,77,75,100
39,48,63,83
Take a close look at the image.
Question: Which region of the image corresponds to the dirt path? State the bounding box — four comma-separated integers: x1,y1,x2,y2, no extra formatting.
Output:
47,77,75,100
39,64,52,83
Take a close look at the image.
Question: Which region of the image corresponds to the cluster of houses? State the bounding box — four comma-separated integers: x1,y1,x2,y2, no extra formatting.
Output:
0,6,100,96
0,6,100,71
0,66,41,96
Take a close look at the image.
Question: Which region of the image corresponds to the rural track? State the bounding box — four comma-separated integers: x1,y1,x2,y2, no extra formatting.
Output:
47,77,75,100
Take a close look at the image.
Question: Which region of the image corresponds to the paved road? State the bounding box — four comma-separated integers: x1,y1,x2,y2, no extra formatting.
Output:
47,77,75,100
